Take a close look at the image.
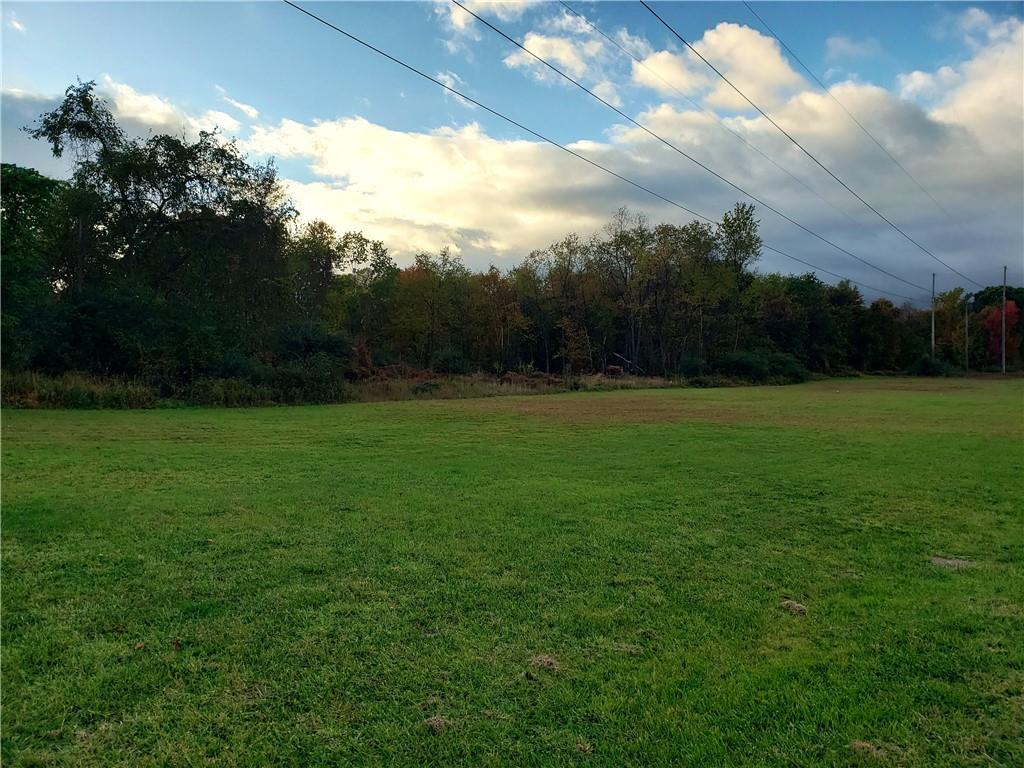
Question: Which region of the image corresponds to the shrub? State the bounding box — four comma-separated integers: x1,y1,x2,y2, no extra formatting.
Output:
411,380,441,396
2,371,156,409
248,353,352,405
715,351,770,382
273,325,352,366
765,352,810,383
714,351,809,384
433,347,471,375
186,378,274,407
676,355,706,378
2,367,352,409
688,374,743,388
906,354,954,377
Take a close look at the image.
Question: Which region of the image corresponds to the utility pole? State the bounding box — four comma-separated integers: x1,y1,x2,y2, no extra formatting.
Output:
1002,265,1007,374
930,273,936,360
964,292,970,372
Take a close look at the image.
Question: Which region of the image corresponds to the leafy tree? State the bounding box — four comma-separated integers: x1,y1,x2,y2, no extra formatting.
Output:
982,300,1021,366
6,79,1023,402
1,164,62,368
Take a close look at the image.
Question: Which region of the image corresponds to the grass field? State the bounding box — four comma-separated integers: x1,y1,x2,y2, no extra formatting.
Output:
2,378,1022,767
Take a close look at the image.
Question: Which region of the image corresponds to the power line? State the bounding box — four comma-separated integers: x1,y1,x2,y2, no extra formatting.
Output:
451,0,927,293
742,2,964,228
280,0,918,303
640,0,984,290
556,0,866,232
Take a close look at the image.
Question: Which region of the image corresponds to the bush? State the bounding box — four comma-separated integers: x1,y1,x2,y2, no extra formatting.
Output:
2,366,353,409
715,351,770,382
433,347,471,375
186,378,274,407
676,355,706,378
688,374,743,388
411,380,441,396
2,371,156,409
765,352,811,383
906,354,954,377
714,351,809,384
273,324,352,366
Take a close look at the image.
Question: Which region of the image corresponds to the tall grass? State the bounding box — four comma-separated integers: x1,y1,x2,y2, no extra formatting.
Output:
2,371,157,409
348,373,684,403
1,369,793,409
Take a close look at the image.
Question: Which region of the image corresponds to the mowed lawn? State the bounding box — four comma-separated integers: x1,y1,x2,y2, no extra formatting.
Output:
2,378,1022,767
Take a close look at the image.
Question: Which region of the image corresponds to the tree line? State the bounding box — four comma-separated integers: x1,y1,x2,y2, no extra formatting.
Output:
2,82,1020,405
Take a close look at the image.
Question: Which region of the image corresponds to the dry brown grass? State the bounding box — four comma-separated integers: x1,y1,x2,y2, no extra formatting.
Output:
440,377,1024,435
348,373,679,403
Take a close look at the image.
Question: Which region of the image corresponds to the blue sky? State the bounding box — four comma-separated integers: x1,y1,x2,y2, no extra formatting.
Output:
3,2,1022,299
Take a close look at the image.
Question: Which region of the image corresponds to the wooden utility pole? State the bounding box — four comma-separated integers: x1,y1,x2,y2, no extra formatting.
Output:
930,273,936,360
1002,265,1007,374
964,293,970,372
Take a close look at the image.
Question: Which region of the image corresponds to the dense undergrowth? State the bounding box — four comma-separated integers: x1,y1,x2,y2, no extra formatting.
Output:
2,361,811,409
6,347,1014,409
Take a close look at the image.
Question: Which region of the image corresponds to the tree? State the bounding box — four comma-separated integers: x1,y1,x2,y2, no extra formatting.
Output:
982,300,1021,366
11,84,1023,400
290,220,342,321
595,208,650,372
1,164,63,368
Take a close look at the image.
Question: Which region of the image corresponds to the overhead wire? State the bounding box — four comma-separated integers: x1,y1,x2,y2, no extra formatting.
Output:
450,0,928,293
640,0,984,289
280,0,919,302
741,1,965,228
556,0,866,232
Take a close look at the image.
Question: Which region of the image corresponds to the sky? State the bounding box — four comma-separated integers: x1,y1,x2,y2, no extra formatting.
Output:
2,1,1022,302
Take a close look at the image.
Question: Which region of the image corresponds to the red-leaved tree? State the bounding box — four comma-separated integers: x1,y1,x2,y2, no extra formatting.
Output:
983,300,1021,363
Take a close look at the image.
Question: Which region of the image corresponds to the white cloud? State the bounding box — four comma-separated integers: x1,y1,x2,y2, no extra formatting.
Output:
546,8,591,36
931,15,1024,149
215,85,259,119
6,5,1021,293
631,22,808,111
194,110,241,133
435,70,476,109
235,7,1021,292
7,13,25,33
897,66,961,101
592,79,622,108
244,117,617,258
960,7,993,34
631,50,708,97
958,6,1021,48
492,9,642,107
434,0,540,53
825,35,883,61
504,33,603,80
461,0,537,23
615,28,653,60
694,22,806,110
102,76,240,136
235,35,1021,290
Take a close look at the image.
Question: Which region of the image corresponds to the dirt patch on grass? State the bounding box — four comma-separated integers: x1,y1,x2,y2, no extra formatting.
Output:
780,599,807,615
849,740,896,759
423,715,452,733
530,654,560,671
931,555,974,570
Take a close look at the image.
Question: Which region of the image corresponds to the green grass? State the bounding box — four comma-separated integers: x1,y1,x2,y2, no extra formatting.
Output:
3,377,1022,767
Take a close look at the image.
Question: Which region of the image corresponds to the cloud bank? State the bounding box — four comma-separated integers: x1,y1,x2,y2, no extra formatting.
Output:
3,6,1021,299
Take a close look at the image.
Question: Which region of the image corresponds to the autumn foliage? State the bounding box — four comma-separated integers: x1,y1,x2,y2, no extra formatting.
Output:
982,300,1020,363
